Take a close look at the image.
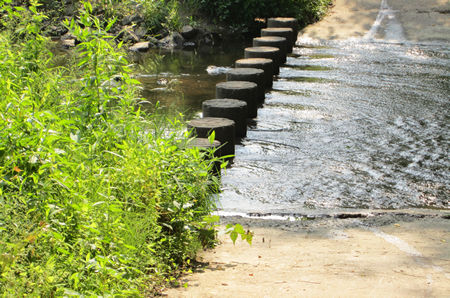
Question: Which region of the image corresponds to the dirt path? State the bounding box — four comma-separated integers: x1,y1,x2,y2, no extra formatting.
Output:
164,212,449,297
163,1,450,296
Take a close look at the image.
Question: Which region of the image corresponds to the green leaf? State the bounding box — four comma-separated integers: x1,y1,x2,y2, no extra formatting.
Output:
208,131,216,144
230,230,238,244
234,224,245,235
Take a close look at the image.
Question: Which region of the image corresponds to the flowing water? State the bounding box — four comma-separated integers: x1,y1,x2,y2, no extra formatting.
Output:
220,39,449,215
137,13,449,216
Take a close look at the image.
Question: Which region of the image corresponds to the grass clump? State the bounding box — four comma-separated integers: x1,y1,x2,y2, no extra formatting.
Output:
0,1,221,295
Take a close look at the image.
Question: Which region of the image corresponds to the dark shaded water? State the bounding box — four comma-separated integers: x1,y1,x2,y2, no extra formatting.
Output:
136,43,249,118
137,38,449,215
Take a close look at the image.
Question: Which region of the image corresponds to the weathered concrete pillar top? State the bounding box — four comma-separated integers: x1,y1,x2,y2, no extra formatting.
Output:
253,36,286,43
188,117,235,129
235,57,273,65
244,46,279,54
202,98,247,109
187,138,221,149
226,67,264,77
267,17,298,30
234,58,274,89
216,80,258,90
202,98,248,138
262,27,294,34
261,27,295,51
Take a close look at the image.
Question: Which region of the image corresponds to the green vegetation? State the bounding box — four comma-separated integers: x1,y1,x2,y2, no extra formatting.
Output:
20,0,332,37
0,1,244,295
187,0,333,32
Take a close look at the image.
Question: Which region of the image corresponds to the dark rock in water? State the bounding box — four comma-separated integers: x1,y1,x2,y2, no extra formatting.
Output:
158,32,185,49
181,25,197,39
121,14,143,26
183,41,197,50
129,41,153,52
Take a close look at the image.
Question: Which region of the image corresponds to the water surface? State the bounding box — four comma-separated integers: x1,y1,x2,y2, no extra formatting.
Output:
220,39,449,214
136,35,449,215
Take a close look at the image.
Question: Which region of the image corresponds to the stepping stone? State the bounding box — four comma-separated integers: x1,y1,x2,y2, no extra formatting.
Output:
216,81,259,118
187,138,222,175
244,46,281,75
253,36,288,64
235,58,274,89
187,117,235,159
203,99,248,138
226,68,265,104
267,17,299,45
261,27,295,52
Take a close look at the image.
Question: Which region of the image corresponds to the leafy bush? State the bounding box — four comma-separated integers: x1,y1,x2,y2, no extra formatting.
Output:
193,0,332,32
0,1,220,295
141,0,182,32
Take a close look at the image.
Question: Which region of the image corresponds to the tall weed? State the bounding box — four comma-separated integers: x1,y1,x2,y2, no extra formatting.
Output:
0,1,220,295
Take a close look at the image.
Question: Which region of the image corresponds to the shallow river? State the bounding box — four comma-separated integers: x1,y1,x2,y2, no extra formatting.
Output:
138,34,449,216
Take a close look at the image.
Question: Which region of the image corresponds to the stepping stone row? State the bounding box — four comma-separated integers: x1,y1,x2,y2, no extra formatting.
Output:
188,17,298,165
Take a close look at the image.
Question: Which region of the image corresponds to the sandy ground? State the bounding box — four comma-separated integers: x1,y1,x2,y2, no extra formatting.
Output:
163,1,449,297
164,212,449,297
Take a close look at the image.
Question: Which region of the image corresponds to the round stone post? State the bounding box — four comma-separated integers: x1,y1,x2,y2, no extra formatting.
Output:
187,138,222,176
202,99,248,138
187,117,235,159
235,58,274,89
244,46,281,75
253,36,288,64
226,68,265,104
261,27,295,52
267,17,299,46
216,81,259,118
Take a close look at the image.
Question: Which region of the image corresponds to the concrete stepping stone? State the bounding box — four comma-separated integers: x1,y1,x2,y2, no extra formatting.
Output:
187,117,235,159
203,99,248,138
244,46,281,74
267,17,299,45
216,81,259,118
261,27,295,52
226,68,265,105
235,58,274,89
253,36,288,64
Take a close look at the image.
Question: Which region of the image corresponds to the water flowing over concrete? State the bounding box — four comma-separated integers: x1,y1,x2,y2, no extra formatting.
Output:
218,0,449,216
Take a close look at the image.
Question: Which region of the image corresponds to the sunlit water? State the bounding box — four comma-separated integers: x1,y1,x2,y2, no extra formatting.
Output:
137,26,449,215
220,39,449,214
